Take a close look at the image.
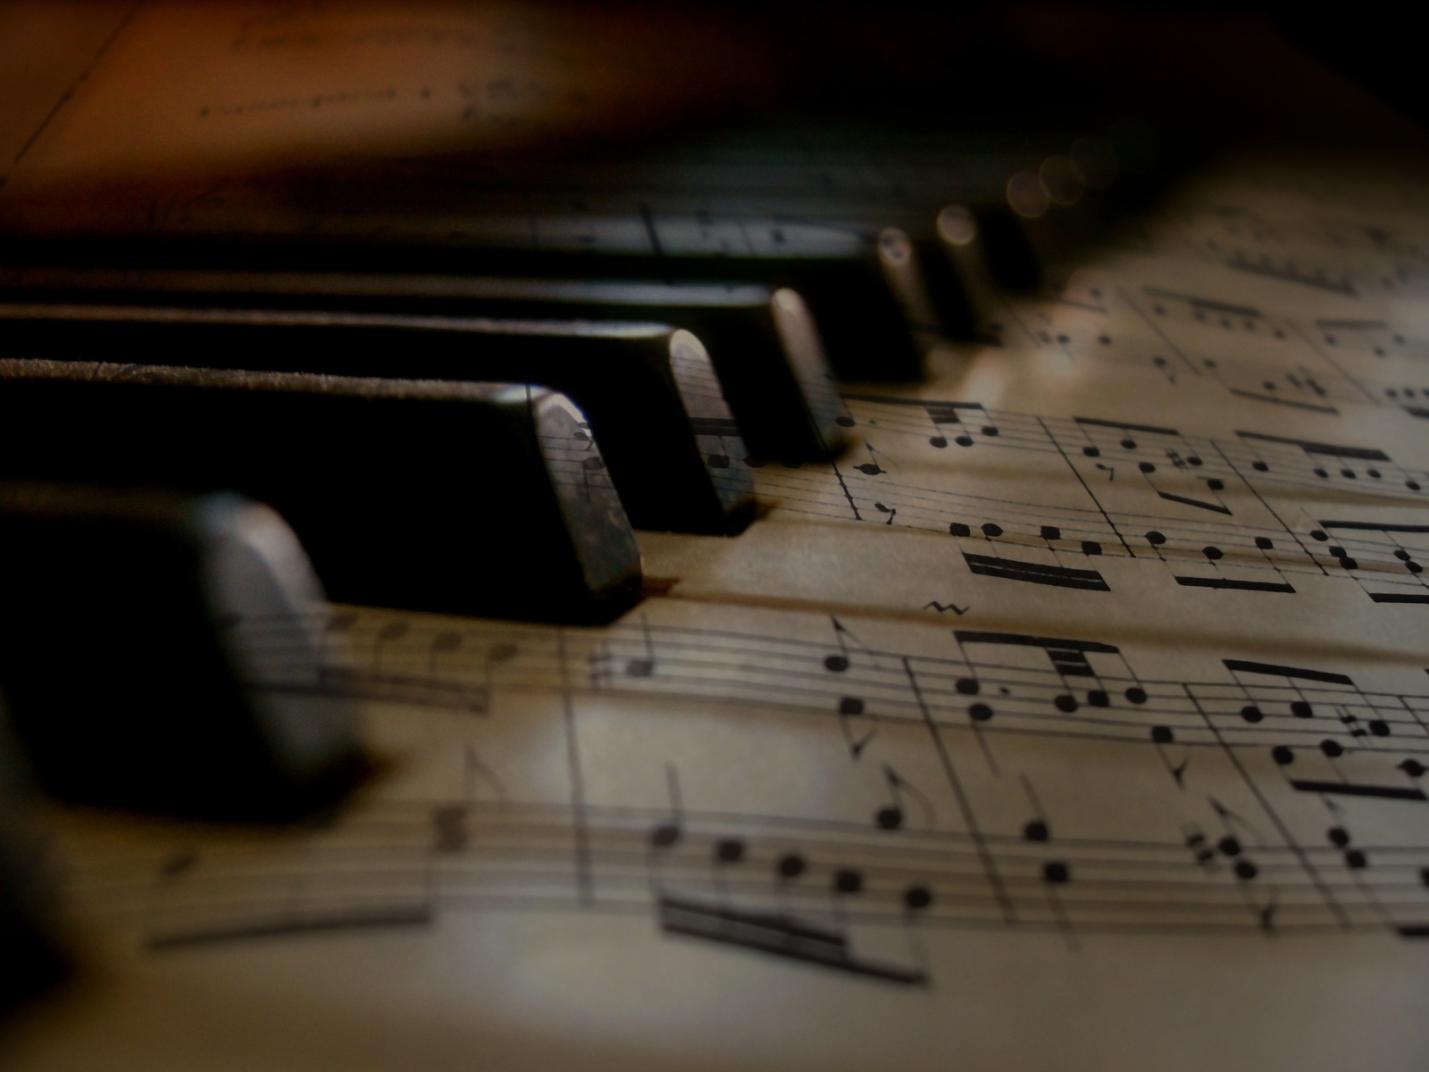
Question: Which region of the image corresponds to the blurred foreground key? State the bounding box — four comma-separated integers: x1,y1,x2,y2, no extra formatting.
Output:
0,365,644,621
0,707,69,1012
0,484,364,819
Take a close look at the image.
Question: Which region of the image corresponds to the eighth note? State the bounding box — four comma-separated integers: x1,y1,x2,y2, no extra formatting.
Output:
823,616,859,672
875,764,932,831
837,695,875,759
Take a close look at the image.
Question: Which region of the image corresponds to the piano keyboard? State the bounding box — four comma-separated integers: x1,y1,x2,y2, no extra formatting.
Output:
0,102,1153,979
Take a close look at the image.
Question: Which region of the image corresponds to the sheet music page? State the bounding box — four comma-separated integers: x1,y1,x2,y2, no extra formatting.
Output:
0,0,772,208
4,152,1426,1071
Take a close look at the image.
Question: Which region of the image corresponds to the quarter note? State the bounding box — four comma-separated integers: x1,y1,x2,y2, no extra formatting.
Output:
1040,859,1076,946
837,695,876,760
626,614,657,678
1020,774,1051,842
1151,725,1190,788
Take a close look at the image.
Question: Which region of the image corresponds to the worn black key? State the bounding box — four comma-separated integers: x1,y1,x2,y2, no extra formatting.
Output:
0,710,69,1011
0,483,366,819
996,162,1087,292
0,306,753,533
969,135,1167,293
0,271,845,462
0,365,643,622
971,199,1044,294
933,205,1003,340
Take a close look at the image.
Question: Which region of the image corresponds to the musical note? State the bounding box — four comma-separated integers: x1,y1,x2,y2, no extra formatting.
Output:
954,632,1124,708
1137,456,1232,516
1326,824,1369,872
1039,858,1076,946
837,695,876,760
1237,431,1414,489
626,614,658,678
1183,824,1218,870
923,401,963,448
1151,725,1190,788
824,616,860,673
1020,774,1051,843
1313,520,1429,604
874,764,933,831
1261,691,1429,802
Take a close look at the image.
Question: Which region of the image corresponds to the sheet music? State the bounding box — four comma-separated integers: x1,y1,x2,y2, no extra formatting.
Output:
0,0,771,204
4,153,1426,1070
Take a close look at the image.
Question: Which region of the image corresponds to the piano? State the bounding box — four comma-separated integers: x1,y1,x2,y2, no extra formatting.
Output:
1,3,1426,1068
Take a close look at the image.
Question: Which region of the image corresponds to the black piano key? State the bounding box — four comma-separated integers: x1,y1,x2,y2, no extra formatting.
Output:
874,226,943,355
0,712,70,1011
998,163,1086,291
0,483,366,819
971,198,1044,294
0,364,644,622
0,271,845,462
969,133,1175,293
933,205,1003,339
0,306,752,534
1,220,926,381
